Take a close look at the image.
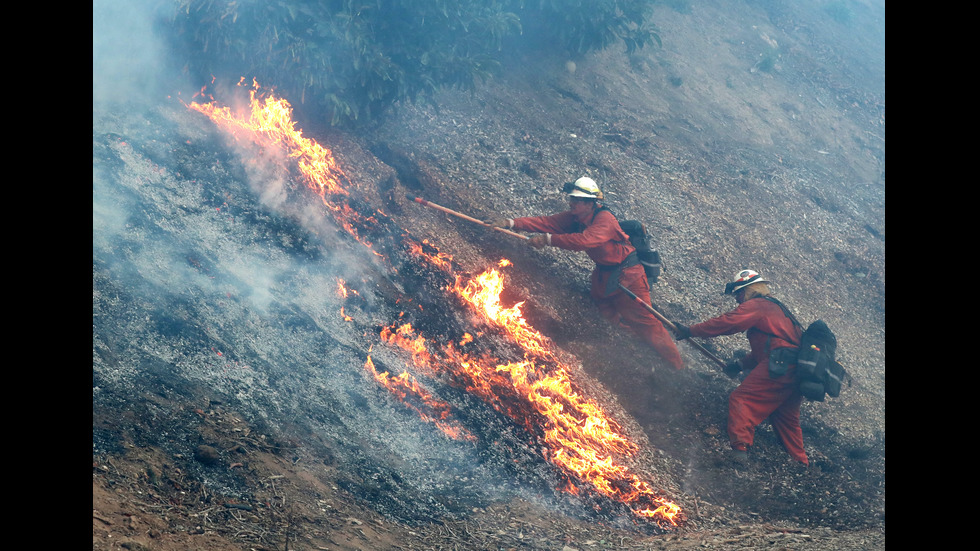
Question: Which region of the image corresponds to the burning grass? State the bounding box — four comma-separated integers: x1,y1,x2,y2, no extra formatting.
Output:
187,78,682,528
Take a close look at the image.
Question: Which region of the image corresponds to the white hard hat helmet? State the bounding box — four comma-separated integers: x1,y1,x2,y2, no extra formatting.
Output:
724,269,769,295
563,176,603,200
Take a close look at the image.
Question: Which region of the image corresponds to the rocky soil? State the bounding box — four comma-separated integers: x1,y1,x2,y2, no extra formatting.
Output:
94,1,884,549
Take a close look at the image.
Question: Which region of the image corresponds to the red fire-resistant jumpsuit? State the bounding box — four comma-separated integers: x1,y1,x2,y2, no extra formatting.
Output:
689,297,808,464
511,208,683,370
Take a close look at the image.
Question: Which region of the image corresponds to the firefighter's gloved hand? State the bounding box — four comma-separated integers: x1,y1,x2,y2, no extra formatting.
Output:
528,234,549,249
723,360,743,379
487,218,511,229
674,324,692,340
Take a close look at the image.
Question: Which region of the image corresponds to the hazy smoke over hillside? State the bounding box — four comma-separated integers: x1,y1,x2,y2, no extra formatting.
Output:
94,0,176,107
93,1,571,522
94,0,885,535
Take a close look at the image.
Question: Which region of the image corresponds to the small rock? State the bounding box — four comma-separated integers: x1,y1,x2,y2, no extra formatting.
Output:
194,445,220,465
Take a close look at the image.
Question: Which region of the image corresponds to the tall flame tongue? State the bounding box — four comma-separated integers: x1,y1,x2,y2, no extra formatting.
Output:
188,79,387,255
189,78,348,198
364,355,475,442
451,265,681,525
377,265,681,525
188,81,681,527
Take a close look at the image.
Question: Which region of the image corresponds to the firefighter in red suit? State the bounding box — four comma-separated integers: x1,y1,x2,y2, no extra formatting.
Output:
674,269,808,466
487,177,683,371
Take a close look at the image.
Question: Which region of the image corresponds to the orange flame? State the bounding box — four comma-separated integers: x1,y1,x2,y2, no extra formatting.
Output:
380,323,434,374
451,265,556,361
187,79,391,256
189,80,681,526
379,264,683,526
364,356,474,441
337,279,358,321
406,238,454,272
449,266,681,523
189,78,348,198
336,278,352,298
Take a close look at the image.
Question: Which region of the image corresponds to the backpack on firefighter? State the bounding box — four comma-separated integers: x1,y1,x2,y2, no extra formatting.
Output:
617,219,664,284
563,177,665,286
761,296,849,402
580,207,664,285
795,319,847,401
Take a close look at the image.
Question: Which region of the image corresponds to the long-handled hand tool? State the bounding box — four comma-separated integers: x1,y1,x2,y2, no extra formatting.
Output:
616,284,727,369
406,195,530,241
407,194,727,369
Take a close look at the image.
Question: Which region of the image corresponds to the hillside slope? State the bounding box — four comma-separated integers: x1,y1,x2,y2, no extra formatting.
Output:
93,1,884,549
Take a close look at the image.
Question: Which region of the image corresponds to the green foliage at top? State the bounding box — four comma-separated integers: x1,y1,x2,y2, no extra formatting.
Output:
169,0,660,127
509,0,661,56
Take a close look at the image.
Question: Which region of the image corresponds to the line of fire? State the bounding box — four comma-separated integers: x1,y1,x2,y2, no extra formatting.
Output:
187,78,683,529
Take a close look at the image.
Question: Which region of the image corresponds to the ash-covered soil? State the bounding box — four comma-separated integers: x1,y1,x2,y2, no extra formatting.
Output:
94,2,883,550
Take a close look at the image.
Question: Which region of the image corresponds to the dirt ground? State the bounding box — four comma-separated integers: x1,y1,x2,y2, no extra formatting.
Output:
94,1,884,549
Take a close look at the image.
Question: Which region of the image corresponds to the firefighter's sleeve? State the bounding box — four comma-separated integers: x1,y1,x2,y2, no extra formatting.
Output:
690,302,764,338
549,211,621,251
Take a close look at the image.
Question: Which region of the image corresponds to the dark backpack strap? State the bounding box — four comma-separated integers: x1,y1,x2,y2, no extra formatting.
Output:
761,296,805,334
586,206,630,244
599,251,639,296
571,204,605,233
590,204,611,223
581,205,639,296
746,296,802,349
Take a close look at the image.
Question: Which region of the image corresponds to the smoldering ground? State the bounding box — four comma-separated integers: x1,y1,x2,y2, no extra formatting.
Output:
93,92,662,526
92,1,552,523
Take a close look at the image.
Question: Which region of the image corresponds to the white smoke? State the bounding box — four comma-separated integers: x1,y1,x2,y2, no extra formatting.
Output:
93,0,186,108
